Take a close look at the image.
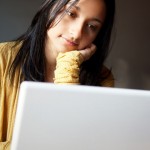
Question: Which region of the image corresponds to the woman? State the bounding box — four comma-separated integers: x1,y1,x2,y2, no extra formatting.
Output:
0,0,115,149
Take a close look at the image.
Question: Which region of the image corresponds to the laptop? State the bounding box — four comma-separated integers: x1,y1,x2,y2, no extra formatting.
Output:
11,81,150,150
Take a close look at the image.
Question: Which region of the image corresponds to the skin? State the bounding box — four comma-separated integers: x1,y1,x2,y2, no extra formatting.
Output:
45,0,106,82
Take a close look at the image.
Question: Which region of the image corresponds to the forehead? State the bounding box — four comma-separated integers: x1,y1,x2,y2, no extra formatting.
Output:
70,0,106,20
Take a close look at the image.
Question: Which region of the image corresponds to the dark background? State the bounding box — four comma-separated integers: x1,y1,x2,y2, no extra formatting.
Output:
0,0,150,90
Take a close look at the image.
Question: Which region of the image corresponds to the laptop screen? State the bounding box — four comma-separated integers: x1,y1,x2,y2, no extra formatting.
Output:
11,81,150,150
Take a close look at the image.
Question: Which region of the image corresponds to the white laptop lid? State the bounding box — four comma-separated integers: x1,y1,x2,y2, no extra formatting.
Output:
11,81,150,150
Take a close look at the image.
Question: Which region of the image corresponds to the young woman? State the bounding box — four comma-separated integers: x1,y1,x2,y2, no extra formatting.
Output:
0,0,115,149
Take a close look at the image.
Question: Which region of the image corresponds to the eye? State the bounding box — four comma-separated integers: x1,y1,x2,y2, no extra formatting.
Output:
65,10,76,18
87,24,97,31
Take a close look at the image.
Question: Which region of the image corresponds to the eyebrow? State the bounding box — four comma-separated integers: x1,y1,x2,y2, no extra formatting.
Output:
67,1,80,11
73,5,80,11
92,18,103,25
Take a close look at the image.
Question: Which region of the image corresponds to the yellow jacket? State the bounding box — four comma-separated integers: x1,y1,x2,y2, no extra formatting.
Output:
0,42,114,150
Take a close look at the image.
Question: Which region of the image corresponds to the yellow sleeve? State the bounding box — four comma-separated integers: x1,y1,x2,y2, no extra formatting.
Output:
54,51,83,84
100,66,114,87
0,42,21,150
0,42,11,149
0,43,7,88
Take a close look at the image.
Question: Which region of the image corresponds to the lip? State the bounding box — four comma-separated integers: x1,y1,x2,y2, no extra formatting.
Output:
61,36,79,47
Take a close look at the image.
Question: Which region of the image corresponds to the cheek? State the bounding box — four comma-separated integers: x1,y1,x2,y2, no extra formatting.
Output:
47,27,55,40
47,21,65,38
47,29,51,39
79,38,92,49
82,33,98,47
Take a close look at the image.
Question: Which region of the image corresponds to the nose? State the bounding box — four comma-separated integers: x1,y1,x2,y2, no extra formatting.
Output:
69,20,84,41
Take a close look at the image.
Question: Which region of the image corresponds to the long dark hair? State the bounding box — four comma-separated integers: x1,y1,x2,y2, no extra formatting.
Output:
10,0,115,85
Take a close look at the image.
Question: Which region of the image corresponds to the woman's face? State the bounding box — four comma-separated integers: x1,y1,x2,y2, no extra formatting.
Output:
45,0,106,60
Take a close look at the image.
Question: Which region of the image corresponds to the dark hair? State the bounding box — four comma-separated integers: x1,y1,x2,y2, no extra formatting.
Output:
10,0,115,85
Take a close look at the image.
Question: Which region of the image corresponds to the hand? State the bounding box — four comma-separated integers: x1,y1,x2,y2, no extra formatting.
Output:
78,44,96,62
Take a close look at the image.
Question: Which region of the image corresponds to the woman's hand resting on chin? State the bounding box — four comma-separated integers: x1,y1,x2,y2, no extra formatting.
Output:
78,44,96,62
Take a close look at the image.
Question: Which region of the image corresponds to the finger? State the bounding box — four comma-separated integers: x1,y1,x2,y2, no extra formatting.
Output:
79,44,96,61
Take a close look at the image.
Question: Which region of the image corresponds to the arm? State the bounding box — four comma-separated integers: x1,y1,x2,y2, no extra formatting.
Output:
54,51,83,84
54,44,96,84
